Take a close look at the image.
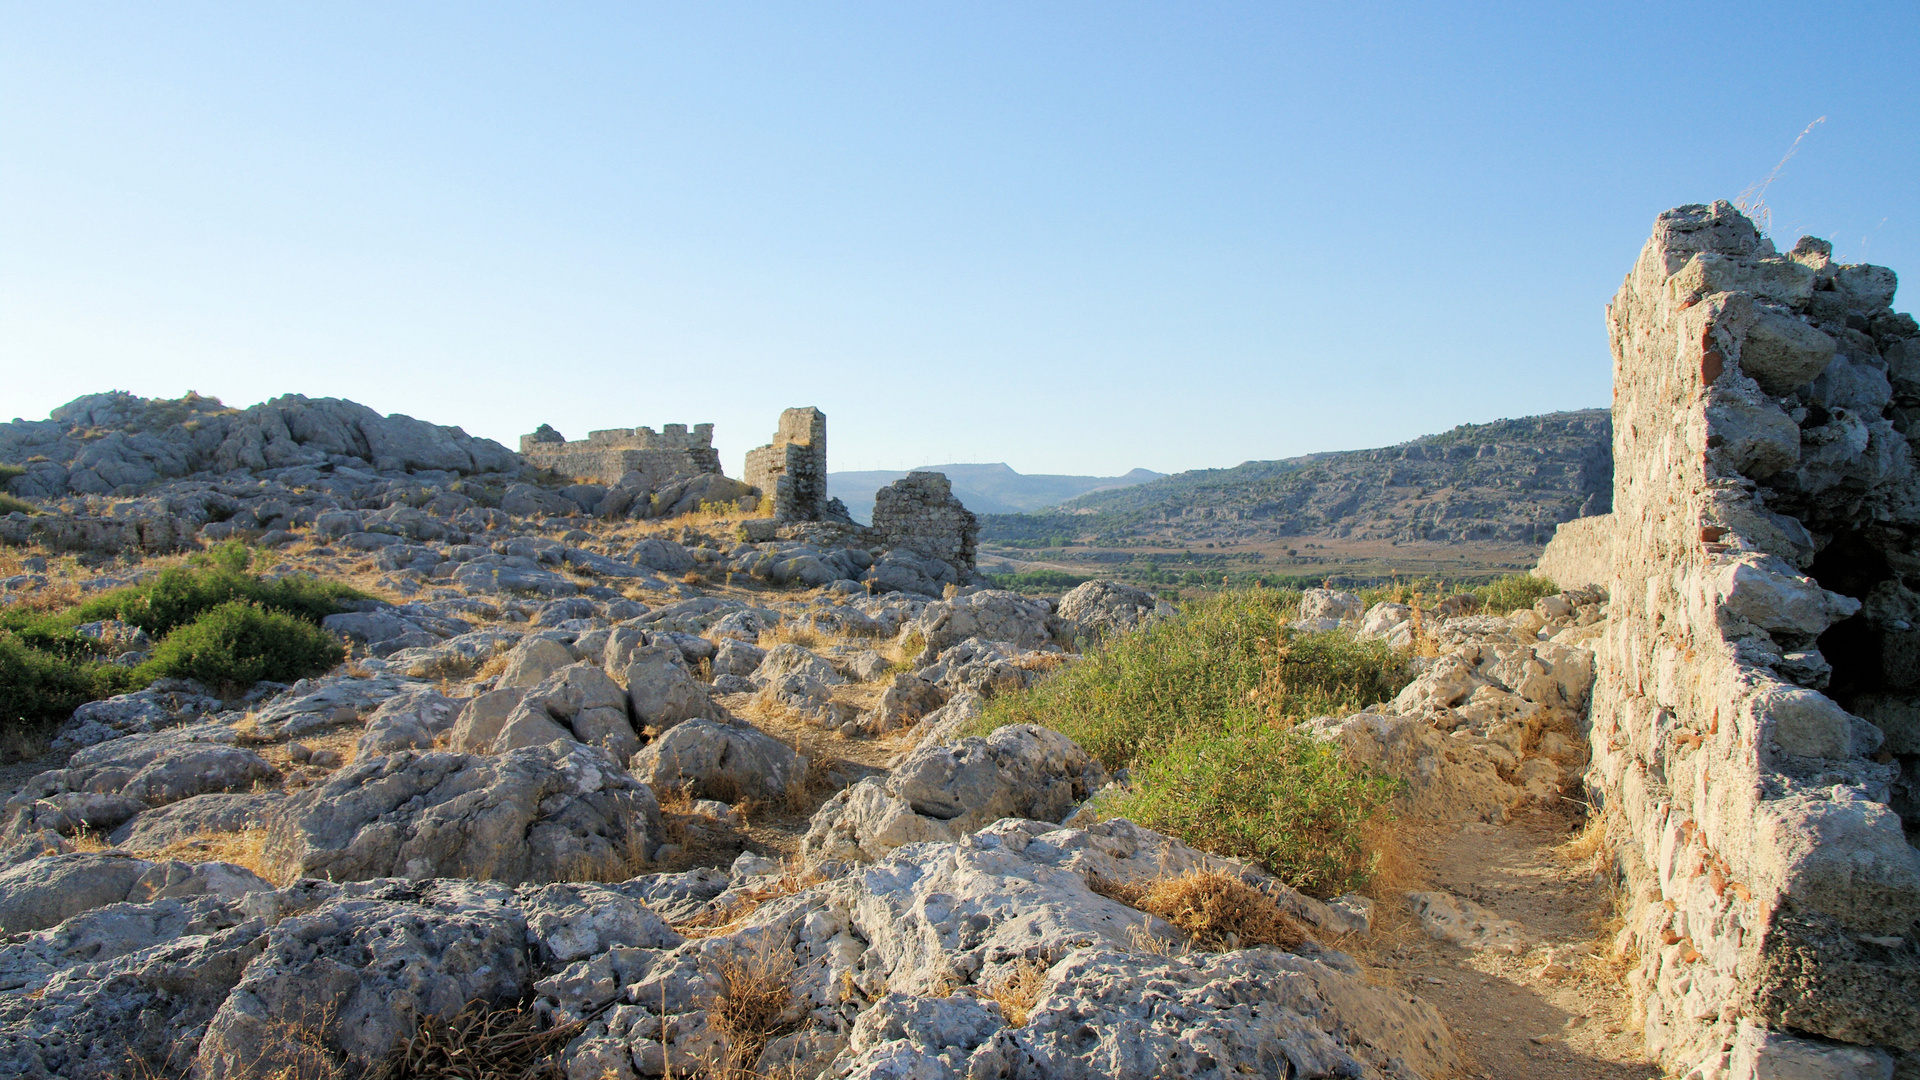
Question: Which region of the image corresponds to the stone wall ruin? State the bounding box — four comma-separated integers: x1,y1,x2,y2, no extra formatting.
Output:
743,407,832,522
871,471,979,579
1548,201,1920,1077
518,423,722,489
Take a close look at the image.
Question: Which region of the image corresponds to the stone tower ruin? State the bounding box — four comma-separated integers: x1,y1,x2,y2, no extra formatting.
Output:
744,407,830,522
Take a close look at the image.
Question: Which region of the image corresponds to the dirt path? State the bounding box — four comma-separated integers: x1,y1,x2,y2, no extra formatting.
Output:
1361,809,1658,1080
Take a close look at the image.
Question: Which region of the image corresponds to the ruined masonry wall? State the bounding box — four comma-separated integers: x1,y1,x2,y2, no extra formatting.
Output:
744,408,829,522
1535,513,1613,592
518,424,722,488
1587,202,1920,1078
871,471,980,578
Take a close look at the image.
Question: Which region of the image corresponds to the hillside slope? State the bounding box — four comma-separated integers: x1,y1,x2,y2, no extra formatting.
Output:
830,462,1162,521
981,409,1611,549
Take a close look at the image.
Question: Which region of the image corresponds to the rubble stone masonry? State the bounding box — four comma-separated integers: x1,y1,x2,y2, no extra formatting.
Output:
1552,202,1920,1078
518,423,722,488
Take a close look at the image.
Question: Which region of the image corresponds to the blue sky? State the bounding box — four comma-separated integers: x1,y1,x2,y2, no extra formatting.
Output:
3,3,1916,476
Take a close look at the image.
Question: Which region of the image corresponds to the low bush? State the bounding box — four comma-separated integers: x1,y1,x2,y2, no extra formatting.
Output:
1,544,363,739
976,589,1407,770
0,493,35,515
141,601,344,693
972,588,1412,895
0,636,143,732
71,543,365,637
1474,572,1558,615
1105,724,1397,896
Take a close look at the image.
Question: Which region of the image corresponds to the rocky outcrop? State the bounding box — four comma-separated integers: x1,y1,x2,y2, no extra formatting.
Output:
799,725,1107,866
0,391,517,500
1570,203,1920,1076
262,742,664,885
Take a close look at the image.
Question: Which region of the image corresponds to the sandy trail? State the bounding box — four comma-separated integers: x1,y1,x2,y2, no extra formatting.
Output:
1362,809,1658,1080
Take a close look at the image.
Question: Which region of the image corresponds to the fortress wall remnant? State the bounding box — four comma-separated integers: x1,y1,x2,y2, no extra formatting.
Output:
1585,202,1920,1077
518,423,722,488
1534,513,1614,592
870,471,980,579
744,407,829,522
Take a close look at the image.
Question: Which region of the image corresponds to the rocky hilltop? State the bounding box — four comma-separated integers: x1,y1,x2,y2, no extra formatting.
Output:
982,408,1612,549
0,201,1915,1080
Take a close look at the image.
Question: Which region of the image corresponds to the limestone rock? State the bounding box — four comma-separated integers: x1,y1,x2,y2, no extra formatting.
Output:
627,717,808,802
800,725,1106,865
195,880,531,1079
1054,579,1171,641
0,853,156,934
263,742,664,884
909,590,1056,656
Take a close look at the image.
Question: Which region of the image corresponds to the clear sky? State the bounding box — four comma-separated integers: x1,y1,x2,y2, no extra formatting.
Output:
3,3,1916,477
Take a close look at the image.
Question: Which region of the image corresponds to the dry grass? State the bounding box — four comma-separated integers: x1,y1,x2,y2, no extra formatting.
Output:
707,949,798,1077
1090,870,1308,952
671,863,826,941
70,828,112,852
473,649,515,684
129,828,285,885
986,959,1051,1026
364,996,598,1080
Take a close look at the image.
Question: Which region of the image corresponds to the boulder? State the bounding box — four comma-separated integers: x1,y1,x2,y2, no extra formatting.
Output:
752,643,843,686
0,853,156,934
108,792,286,850
195,880,532,1079
627,717,808,802
909,590,1056,656
624,646,722,735
514,663,641,763
354,688,462,757
263,742,665,884
51,682,222,755
1054,579,1171,641
497,637,575,688
515,880,684,965
800,725,1107,865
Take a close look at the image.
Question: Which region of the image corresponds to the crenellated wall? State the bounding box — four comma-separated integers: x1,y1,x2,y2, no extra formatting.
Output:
518,422,722,488
1581,202,1920,1078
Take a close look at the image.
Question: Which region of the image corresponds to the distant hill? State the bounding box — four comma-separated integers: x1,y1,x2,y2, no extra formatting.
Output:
829,463,1163,522
979,409,1612,549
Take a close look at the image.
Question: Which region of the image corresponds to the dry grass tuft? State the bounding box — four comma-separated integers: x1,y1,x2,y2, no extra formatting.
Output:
69,829,113,853
365,996,594,1080
473,649,515,684
986,959,1051,1026
707,949,798,1077
130,828,284,885
672,864,826,941
1090,870,1308,952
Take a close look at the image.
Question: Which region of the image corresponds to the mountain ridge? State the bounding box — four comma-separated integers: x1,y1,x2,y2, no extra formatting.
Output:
829,462,1163,521
980,408,1612,550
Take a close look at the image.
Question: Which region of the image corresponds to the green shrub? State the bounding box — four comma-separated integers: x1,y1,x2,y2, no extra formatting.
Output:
0,494,34,515
71,544,365,637
0,637,143,732
975,589,1408,770
0,463,24,483
987,570,1091,593
1473,573,1557,616
971,587,1414,894
1104,723,1398,896
140,601,344,692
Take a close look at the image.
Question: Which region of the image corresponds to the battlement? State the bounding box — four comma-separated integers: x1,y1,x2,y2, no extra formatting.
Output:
518,422,722,487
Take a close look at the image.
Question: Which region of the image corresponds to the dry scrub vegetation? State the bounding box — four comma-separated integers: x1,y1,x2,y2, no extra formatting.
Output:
1091,870,1308,952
